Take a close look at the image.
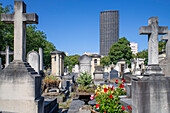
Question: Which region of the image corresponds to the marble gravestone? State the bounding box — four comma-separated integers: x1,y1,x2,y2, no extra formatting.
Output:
78,54,92,75
160,30,170,76
27,50,40,74
0,1,44,113
0,46,13,68
132,17,170,113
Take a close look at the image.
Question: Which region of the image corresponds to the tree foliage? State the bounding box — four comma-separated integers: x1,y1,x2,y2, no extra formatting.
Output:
0,3,56,68
64,54,80,72
100,56,111,66
136,49,148,65
109,37,133,65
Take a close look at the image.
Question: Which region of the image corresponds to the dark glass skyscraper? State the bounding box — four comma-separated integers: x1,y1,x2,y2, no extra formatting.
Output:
100,10,119,56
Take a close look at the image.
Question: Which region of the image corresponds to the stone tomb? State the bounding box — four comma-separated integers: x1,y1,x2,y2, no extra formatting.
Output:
132,17,170,113
78,54,92,75
0,1,44,113
50,50,65,76
27,50,40,74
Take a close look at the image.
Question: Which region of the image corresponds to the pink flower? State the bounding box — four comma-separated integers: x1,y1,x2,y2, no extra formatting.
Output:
90,95,94,100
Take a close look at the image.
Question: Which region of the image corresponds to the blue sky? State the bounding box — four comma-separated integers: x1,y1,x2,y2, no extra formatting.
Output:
2,0,170,55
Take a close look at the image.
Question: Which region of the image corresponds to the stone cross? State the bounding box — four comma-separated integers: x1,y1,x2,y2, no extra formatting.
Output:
161,30,170,58
1,1,38,62
139,17,168,74
0,46,13,67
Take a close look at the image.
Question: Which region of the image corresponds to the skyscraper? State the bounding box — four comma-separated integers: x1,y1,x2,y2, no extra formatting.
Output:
100,10,119,56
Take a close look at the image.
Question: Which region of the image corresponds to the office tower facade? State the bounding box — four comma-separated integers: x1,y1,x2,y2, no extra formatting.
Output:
100,10,119,56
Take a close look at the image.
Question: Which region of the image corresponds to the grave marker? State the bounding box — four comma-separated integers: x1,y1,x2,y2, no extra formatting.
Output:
0,46,13,67
139,17,168,75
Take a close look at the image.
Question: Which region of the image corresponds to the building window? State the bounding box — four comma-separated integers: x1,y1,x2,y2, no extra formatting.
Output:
54,56,56,61
94,59,97,64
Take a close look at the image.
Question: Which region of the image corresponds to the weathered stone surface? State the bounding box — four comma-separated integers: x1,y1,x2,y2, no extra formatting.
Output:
78,55,92,75
39,48,43,71
0,61,44,113
0,46,13,68
27,50,40,74
51,51,65,76
68,99,85,113
132,75,170,113
139,17,168,75
160,30,170,76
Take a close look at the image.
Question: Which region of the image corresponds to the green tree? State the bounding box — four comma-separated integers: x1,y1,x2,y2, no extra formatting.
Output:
159,40,166,52
109,37,133,65
64,54,80,72
136,49,148,65
100,56,111,66
0,3,56,68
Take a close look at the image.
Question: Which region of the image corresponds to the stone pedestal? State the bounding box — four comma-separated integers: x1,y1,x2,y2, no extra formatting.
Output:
144,64,163,75
132,75,170,113
0,61,44,113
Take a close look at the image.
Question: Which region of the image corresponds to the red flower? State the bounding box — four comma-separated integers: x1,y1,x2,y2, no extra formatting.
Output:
119,84,124,88
109,94,113,99
111,86,114,91
96,93,99,96
104,88,108,93
98,100,100,102
122,106,125,111
105,111,107,113
96,104,100,108
127,106,132,110
122,78,126,83
115,80,118,84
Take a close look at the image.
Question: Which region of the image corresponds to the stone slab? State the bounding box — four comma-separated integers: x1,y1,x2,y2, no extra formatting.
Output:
132,75,170,113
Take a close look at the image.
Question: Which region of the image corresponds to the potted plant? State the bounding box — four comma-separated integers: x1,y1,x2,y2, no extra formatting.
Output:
77,72,94,104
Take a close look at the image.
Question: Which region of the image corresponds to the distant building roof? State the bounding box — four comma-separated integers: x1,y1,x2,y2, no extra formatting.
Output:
50,51,66,56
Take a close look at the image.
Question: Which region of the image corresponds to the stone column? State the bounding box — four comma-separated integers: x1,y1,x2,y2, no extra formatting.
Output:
39,48,43,71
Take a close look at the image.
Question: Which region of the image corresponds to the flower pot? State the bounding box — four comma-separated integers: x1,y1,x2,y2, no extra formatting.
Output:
78,92,94,105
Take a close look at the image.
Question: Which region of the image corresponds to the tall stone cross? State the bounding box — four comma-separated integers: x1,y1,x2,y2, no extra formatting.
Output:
139,17,168,74
0,46,13,67
161,30,170,58
1,1,38,62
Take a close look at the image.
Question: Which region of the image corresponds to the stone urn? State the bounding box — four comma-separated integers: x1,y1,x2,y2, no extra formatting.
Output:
78,92,94,104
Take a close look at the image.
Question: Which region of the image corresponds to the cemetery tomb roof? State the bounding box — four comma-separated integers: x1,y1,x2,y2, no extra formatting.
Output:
50,51,66,56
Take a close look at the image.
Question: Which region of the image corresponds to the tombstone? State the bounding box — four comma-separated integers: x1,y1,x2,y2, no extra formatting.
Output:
110,69,118,79
78,54,92,75
0,46,13,68
39,48,43,71
103,72,109,81
132,17,170,113
160,30,170,76
27,50,40,74
139,17,168,75
74,64,79,73
0,1,44,113
93,66,104,80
